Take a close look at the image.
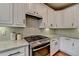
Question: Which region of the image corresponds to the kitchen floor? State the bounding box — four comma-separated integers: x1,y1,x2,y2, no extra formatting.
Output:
53,51,70,56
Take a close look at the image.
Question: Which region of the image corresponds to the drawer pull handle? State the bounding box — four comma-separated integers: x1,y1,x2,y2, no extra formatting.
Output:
72,43,74,46
8,52,21,56
66,39,70,40
52,40,55,41
55,42,57,45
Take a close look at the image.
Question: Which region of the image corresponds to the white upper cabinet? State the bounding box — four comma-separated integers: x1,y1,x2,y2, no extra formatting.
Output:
55,11,64,28
36,3,48,28
14,3,26,27
0,4,13,24
48,7,56,28
73,4,79,28
63,7,74,28
24,3,38,15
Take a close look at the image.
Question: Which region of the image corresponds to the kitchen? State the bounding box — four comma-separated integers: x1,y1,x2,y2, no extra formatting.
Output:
0,3,79,56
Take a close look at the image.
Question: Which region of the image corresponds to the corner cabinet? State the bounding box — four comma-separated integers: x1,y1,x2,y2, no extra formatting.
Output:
0,4,13,25
50,37,60,56
13,3,26,27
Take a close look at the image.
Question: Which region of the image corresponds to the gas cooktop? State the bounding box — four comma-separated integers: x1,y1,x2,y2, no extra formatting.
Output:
24,35,49,42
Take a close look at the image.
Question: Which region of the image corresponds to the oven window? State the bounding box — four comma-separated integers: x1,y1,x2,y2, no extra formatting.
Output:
32,45,50,56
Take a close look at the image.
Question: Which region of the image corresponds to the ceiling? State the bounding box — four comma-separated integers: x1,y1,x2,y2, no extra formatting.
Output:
46,3,77,10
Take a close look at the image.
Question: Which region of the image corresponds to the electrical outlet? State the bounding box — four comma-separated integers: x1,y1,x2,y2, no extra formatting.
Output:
1,31,6,36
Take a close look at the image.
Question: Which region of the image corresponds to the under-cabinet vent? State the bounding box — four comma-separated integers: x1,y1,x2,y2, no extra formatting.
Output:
26,12,42,19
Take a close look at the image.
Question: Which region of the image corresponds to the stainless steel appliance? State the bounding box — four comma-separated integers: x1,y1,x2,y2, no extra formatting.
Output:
24,35,50,56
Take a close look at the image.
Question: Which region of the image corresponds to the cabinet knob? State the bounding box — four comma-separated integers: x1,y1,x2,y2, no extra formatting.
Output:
51,24,53,27
37,13,38,14
34,12,35,13
55,42,57,45
23,19,26,24
72,43,74,46
66,38,70,40
44,22,45,26
72,23,74,27
52,40,55,41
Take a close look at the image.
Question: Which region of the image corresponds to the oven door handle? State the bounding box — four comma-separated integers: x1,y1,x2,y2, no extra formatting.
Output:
32,44,50,51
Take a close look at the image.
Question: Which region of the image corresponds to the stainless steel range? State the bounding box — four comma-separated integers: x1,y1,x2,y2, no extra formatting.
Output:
24,35,50,56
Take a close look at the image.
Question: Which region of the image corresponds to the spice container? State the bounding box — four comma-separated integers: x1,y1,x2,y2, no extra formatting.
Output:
10,32,16,40
16,33,22,40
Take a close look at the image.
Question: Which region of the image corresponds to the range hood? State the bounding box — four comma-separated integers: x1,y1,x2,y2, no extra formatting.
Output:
26,12,42,19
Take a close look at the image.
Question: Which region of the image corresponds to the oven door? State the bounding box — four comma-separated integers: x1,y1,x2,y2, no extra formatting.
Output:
32,42,50,56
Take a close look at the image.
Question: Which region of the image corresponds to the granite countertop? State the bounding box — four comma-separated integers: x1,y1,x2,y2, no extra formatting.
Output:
0,39,29,53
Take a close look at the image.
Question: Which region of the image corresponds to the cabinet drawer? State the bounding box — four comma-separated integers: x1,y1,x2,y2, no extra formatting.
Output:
0,47,25,56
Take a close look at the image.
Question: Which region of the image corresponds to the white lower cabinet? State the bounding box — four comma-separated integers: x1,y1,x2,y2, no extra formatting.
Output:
0,46,29,56
60,37,75,55
73,39,79,56
50,37,59,55
59,37,79,56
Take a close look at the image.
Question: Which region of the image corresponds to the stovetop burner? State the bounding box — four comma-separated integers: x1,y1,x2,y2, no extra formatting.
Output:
24,35,49,42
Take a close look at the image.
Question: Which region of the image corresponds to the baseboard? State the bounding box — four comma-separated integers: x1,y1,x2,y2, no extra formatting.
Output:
50,50,60,56
52,50,60,56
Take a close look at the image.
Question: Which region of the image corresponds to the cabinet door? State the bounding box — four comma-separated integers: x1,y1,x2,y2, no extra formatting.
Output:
25,3,36,14
74,4,79,28
55,11,63,28
0,47,25,56
74,39,79,55
14,3,26,27
48,7,55,28
50,38,59,55
0,4,13,24
63,7,74,28
60,37,74,55
24,46,29,56
36,4,48,28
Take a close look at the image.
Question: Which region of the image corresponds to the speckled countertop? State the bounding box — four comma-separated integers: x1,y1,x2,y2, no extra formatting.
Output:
0,39,29,53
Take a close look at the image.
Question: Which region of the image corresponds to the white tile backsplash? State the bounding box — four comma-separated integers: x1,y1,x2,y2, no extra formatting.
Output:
0,27,24,41
0,26,79,41
0,27,55,41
